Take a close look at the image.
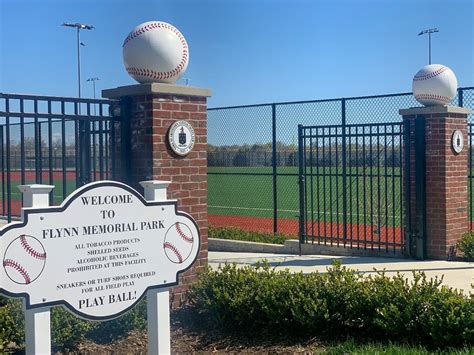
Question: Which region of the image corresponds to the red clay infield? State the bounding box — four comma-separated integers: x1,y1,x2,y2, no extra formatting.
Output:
1,197,403,248
4,170,77,181
209,214,403,246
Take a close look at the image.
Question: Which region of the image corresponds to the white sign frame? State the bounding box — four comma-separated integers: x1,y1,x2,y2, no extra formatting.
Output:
0,180,200,322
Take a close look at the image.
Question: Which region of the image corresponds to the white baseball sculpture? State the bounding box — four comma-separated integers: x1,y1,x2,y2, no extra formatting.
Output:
3,235,46,284
123,21,189,84
163,222,194,264
412,64,457,106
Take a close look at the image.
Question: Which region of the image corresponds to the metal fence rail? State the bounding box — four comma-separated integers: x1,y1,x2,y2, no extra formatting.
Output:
208,87,474,235
0,93,118,222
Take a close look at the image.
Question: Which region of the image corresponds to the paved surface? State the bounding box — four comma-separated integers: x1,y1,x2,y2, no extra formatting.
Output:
209,251,474,295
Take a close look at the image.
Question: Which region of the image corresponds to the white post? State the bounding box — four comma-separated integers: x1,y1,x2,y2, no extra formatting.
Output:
18,184,54,355
140,180,172,355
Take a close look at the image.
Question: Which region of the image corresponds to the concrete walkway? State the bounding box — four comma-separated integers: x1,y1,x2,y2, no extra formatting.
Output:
209,251,474,295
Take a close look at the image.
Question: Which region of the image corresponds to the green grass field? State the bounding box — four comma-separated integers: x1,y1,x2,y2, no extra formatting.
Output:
208,166,404,226
1,167,404,228
1,180,77,202
0,172,80,215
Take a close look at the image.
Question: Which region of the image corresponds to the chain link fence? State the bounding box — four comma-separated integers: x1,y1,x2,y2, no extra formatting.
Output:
208,87,474,236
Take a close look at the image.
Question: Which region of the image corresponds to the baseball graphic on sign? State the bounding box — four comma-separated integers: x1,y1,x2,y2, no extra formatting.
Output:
3,235,46,284
163,222,194,264
412,64,457,106
123,21,189,84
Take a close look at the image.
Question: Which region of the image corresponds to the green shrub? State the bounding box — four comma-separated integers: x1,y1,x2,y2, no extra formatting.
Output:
188,261,473,349
0,298,96,350
209,225,290,244
458,232,474,259
50,306,97,350
89,298,147,343
0,295,148,350
0,299,23,349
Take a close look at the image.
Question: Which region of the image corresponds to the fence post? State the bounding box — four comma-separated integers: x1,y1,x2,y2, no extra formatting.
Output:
0,126,5,219
414,115,426,259
403,118,412,256
458,88,464,107
119,96,132,185
78,104,92,186
298,124,305,254
272,104,278,234
341,99,347,242
20,99,25,185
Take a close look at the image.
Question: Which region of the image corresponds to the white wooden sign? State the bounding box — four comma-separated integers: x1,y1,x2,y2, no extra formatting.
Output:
0,180,200,321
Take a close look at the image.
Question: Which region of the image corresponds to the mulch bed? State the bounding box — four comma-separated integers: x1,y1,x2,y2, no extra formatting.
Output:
62,307,324,354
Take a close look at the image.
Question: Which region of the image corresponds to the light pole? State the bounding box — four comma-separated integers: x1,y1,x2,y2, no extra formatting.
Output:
418,28,439,64
62,22,94,99
86,77,100,115
62,22,94,185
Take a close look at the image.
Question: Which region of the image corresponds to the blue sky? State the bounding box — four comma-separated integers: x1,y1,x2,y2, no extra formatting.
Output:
0,0,472,108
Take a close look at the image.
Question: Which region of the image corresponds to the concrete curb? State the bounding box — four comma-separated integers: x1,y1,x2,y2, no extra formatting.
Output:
209,238,287,254
209,238,406,258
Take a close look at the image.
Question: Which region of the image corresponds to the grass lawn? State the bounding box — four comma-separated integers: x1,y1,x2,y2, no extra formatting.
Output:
208,166,404,226
325,340,473,354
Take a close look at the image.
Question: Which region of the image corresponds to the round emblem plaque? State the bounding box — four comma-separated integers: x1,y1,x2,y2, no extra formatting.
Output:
452,129,464,154
168,120,195,156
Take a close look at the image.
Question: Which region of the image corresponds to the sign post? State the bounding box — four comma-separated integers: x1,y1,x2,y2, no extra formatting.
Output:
18,184,55,355
141,180,171,355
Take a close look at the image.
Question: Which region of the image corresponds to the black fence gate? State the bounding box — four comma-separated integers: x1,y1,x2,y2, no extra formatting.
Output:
298,119,407,255
0,93,120,222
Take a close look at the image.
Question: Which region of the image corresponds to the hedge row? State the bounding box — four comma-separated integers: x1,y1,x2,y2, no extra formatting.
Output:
188,261,473,349
1,261,472,350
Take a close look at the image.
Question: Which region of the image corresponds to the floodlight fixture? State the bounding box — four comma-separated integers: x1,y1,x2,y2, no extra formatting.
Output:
418,28,439,64
62,22,95,99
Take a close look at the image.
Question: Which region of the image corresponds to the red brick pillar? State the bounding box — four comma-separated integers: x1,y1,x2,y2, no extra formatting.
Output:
103,83,211,306
400,106,471,259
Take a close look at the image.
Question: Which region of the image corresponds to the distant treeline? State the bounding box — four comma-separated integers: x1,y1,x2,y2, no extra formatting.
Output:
208,143,403,167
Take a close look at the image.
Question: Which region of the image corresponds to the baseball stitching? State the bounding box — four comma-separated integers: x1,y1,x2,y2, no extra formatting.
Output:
176,223,193,243
413,66,448,81
20,235,46,260
3,259,31,284
415,93,451,104
123,22,188,81
164,242,183,263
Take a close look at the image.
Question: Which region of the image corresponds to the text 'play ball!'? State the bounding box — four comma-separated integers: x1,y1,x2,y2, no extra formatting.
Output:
122,21,189,84
412,64,457,106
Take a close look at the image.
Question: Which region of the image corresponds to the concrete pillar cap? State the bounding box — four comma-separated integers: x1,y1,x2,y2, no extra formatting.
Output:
399,105,471,116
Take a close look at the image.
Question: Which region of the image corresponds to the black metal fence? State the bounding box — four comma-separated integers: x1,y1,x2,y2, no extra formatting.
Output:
0,93,118,222
2,88,473,234
207,87,474,235
298,121,405,254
